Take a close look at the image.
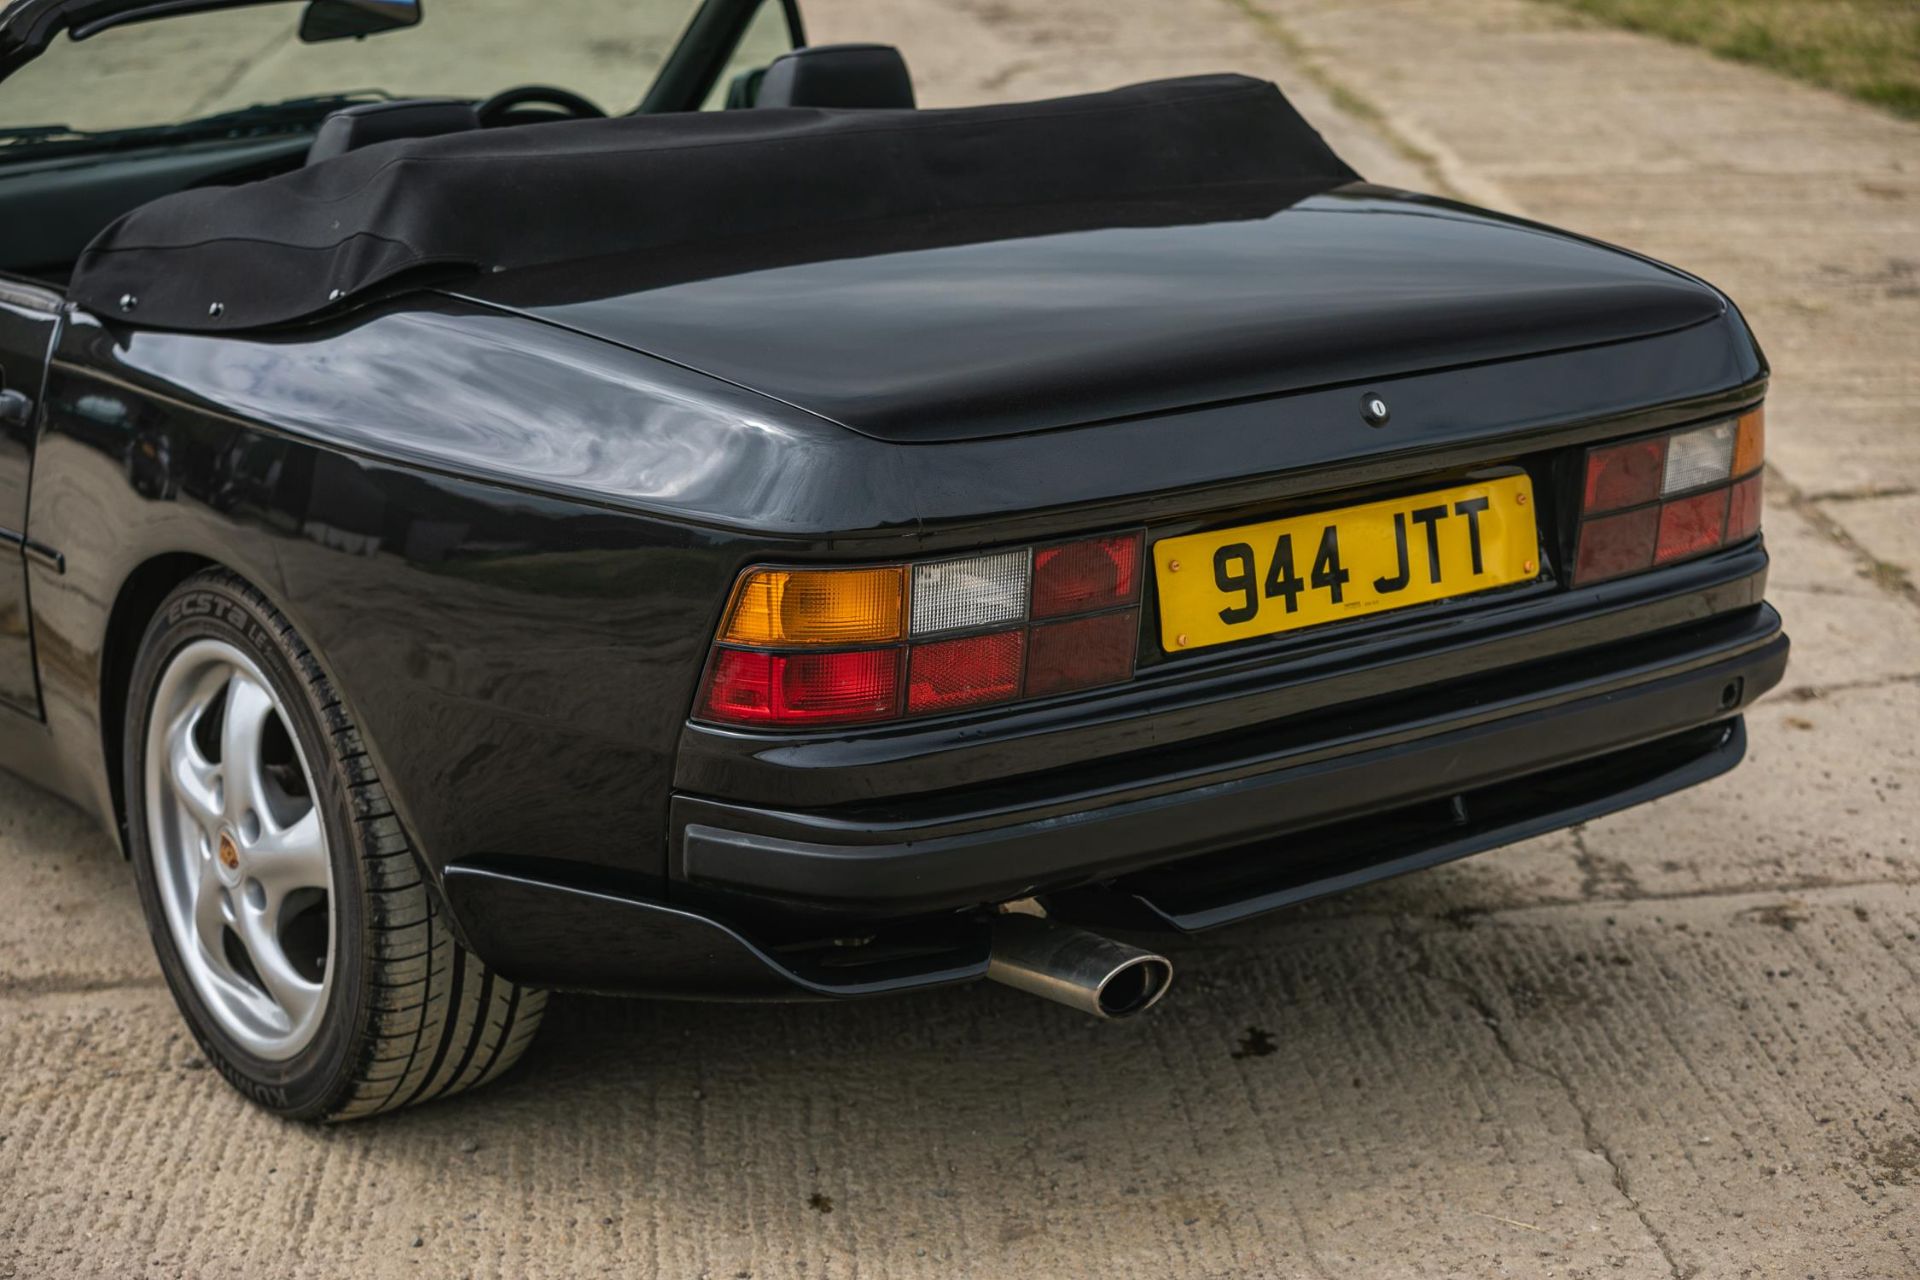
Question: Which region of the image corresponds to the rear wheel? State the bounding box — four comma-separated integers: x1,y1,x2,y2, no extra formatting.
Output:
125,570,545,1120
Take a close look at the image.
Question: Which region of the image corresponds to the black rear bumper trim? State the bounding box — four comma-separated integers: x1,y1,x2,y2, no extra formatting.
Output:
1109,718,1745,931
676,613,1787,914
446,713,1752,1000
442,860,991,999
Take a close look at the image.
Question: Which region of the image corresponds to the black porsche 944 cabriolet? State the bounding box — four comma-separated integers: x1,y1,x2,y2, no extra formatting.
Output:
0,0,1787,1120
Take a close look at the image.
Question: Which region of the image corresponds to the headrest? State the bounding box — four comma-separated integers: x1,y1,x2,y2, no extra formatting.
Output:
306,98,481,166
755,44,916,110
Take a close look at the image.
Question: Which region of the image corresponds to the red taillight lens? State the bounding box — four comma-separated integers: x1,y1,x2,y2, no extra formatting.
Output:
1655,487,1728,563
1025,609,1139,697
1726,472,1763,542
1031,533,1142,619
1574,506,1659,584
906,630,1023,714
701,647,900,725
1583,438,1666,514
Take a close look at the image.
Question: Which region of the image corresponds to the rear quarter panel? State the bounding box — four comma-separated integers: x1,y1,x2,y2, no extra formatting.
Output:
21,300,870,891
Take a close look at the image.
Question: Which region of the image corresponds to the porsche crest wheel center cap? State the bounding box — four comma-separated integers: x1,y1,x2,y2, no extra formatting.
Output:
217,830,242,876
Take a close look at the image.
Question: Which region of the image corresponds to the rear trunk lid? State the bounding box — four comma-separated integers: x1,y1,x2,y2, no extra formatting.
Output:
454,184,1726,444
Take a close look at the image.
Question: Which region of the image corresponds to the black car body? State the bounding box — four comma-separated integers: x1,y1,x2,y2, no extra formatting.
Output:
0,0,1784,1114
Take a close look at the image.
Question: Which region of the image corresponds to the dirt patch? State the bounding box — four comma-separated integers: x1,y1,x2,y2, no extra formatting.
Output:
1864,1133,1920,1186
1231,1026,1278,1059
1740,902,1813,932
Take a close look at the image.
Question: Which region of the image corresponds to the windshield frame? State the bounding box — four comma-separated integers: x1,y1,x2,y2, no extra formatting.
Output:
0,0,803,164
1,1,377,76
0,0,797,106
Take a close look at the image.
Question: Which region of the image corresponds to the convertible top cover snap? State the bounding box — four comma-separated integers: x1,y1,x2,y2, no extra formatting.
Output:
68,74,1357,332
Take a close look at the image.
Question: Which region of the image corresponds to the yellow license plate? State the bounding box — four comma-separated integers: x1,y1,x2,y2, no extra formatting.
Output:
1153,475,1539,652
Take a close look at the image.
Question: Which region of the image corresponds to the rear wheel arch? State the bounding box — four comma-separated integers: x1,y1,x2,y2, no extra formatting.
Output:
121,566,547,1118
103,557,392,862
103,557,453,924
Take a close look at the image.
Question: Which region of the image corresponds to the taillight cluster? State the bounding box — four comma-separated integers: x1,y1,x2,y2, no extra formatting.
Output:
699,533,1144,728
1574,407,1764,586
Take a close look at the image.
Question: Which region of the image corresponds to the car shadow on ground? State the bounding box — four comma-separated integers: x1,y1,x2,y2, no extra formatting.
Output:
365,865,1610,1208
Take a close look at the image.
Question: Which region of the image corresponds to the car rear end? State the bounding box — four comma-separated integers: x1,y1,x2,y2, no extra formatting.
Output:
668,394,1782,935
443,185,1787,1007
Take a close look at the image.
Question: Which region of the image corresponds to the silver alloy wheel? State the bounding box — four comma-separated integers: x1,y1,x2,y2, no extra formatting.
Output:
144,638,334,1060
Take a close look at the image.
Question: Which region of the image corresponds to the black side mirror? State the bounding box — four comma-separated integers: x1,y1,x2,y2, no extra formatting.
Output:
724,67,769,109
299,0,422,44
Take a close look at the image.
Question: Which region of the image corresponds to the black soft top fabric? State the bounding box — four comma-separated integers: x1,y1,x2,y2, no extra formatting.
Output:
69,74,1358,332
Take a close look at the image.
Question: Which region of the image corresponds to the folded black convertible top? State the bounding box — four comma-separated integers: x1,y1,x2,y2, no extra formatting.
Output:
70,74,1358,332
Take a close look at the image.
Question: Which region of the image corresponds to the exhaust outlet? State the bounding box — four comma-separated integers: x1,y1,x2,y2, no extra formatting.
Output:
986,914,1173,1020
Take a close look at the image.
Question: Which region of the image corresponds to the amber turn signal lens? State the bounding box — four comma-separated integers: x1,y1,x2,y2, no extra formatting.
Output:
1732,406,1765,478
721,566,905,646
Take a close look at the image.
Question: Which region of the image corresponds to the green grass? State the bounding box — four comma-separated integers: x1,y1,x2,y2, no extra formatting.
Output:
1541,0,1920,120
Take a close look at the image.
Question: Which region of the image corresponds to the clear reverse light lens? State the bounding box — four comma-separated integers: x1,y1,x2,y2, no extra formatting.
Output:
1662,422,1735,495
911,549,1029,636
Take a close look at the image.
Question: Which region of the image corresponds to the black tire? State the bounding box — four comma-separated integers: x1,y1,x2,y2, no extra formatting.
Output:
124,569,546,1120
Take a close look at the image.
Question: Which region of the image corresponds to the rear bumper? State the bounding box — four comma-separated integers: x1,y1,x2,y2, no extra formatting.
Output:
674,605,1785,916
446,600,1786,998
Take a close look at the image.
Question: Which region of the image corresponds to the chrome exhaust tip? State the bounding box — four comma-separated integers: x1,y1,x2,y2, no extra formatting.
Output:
986,913,1173,1020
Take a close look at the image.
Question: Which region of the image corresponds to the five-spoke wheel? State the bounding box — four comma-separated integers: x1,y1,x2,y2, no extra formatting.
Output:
145,639,332,1059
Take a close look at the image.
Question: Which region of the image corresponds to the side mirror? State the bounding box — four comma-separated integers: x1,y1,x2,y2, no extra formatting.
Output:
299,0,422,44
724,67,770,109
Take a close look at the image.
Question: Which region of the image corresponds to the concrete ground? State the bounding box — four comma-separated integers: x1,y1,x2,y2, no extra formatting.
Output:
3,0,1917,1276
